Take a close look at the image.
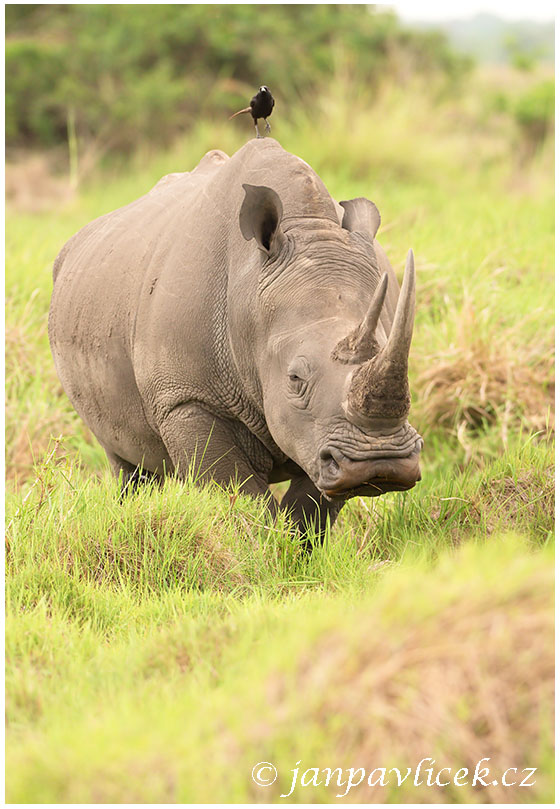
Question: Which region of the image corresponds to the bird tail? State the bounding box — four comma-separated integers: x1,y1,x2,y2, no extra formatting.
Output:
229,107,251,120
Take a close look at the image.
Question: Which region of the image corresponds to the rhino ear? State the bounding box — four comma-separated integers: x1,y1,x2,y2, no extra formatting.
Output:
240,184,285,257
340,198,381,241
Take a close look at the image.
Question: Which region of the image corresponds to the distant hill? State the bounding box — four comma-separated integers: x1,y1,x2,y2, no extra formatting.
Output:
409,12,554,65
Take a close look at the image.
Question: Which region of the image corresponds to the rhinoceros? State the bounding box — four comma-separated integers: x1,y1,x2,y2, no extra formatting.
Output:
49,138,422,538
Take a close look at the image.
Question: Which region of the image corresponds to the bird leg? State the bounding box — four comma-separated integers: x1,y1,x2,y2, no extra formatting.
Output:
264,119,271,134
254,120,262,139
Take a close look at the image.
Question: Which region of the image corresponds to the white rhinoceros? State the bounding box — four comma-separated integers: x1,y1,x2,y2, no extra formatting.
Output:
49,139,422,538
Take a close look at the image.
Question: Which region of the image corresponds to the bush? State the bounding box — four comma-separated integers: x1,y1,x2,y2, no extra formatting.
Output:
514,79,555,155
5,5,472,155
5,40,67,146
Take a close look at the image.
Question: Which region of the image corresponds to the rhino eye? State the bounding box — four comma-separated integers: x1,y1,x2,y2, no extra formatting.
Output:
288,373,305,393
287,357,311,397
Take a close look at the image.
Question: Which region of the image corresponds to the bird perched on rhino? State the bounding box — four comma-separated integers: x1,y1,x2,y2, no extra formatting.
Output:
229,85,275,139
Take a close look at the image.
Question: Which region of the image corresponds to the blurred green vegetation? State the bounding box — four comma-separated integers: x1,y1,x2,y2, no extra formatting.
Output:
6,4,471,154
6,4,553,175
513,79,555,156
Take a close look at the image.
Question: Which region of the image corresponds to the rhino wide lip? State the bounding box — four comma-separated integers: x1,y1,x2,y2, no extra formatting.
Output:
316,442,422,501
321,477,416,500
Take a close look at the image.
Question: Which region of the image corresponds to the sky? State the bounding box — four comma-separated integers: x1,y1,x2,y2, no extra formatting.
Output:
386,1,555,22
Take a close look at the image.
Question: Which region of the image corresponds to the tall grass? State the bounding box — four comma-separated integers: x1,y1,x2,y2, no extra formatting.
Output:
6,436,553,632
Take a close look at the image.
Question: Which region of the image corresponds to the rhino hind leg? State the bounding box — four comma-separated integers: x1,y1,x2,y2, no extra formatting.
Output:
105,449,161,499
280,475,343,547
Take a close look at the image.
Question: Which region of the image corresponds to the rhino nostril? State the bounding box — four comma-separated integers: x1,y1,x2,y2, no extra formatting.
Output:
319,448,340,474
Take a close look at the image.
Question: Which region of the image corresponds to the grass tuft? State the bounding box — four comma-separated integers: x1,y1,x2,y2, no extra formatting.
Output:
414,295,554,438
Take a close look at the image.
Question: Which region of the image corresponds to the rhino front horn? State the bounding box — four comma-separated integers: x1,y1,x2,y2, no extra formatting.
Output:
346,249,416,427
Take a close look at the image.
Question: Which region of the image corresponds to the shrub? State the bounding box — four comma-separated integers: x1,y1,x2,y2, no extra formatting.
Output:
514,79,555,156
5,5,472,155
5,39,67,146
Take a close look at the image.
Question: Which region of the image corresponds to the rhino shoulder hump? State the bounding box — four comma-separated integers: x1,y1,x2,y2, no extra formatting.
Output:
150,172,186,191
197,149,230,168
150,149,230,194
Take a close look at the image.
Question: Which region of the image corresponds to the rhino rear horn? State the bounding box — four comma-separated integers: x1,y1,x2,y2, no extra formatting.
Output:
346,250,416,426
331,273,388,364
240,184,285,257
340,197,381,241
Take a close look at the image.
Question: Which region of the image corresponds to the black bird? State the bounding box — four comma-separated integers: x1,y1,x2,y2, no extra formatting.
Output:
229,85,275,139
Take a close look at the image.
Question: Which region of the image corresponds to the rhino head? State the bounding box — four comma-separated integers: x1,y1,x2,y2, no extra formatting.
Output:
239,184,422,501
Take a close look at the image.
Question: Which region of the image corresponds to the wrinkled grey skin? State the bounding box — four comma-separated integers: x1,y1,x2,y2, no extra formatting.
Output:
49,139,422,539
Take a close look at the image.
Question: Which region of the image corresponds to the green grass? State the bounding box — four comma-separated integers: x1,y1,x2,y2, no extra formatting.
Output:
6,70,554,802
5,438,554,801
6,535,554,803
6,438,553,617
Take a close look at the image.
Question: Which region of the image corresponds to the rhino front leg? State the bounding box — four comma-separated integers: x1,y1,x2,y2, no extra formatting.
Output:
158,403,275,504
105,448,161,498
280,474,343,545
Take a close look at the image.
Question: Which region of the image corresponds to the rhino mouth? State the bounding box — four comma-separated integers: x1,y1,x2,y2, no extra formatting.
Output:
322,477,417,501
317,439,422,500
